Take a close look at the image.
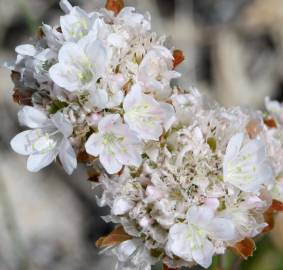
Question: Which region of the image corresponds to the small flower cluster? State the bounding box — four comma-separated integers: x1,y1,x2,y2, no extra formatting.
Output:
7,0,283,269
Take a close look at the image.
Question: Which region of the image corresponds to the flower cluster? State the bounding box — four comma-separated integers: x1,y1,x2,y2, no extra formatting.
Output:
7,0,283,269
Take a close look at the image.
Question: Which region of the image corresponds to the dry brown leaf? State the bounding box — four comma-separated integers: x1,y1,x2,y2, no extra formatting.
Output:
96,225,132,248
173,50,184,68
105,0,124,15
232,238,255,259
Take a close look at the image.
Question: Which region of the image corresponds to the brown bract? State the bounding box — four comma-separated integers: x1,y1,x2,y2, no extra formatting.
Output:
271,199,283,211
96,225,132,248
263,207,274,233
264,117,277,128
105,0,124,15
232,238,255,259
173,50,185,69
163,265,178,270
246,119,262,139
13,88,34,106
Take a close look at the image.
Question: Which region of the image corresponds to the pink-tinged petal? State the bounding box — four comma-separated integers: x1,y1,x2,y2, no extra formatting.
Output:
123,84,142,110
100,153,122,174
18,106,49,128
187,206,214,226
85,133,103,157
112,198,135,215
27,151,57,172
98,114,121,132
115,144,142,167
59,139,77,175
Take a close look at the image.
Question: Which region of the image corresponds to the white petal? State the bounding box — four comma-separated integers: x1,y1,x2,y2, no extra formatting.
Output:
15,44,37,56
51,112,73,137
225,133,244,160
59,0,73,13
100,153,122,174
123,84,142,110
10,130,35,155
98,114,121,132
59,139,77,174
89,89,108,109
18,106,49,128
166,224,193,262
27,151,57,172
160,102,176,131
112,198,135,215
60,7,90,41
187,206,214,226
49,63,81,92
191,238,214,269
209,218,236,241
82,39,107,76
85,133,103,157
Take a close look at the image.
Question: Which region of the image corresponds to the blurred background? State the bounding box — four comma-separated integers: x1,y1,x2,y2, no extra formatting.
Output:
1,0,283,269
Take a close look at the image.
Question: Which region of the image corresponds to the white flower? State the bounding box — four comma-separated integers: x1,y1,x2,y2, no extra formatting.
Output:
89,73,125,109
223,133,274,192
137,46,181,99
10,106,77,174
123,84,175,141
166,206,236,268
49,36,107,92
85,114,142,174
60,0,99,42
115,7,151,34
103,239,156,270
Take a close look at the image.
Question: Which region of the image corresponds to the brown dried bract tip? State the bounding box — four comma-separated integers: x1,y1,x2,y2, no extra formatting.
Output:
105,0,125,15
263,207,274,233
96,225,132,248
36,27,45,39
246,119,262,139
11,71,21,84
264,117,277,128
271,199,283,211
13,88,34,106
163,265,178,270
232,238,255,259
173,49,185,69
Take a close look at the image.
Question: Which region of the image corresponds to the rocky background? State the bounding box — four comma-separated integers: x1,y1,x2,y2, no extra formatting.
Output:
1,0,283,269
